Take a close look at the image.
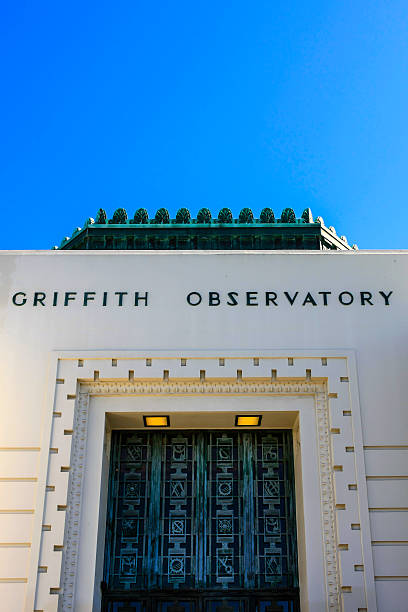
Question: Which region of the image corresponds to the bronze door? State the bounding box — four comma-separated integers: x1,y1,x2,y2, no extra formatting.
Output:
102,431,299,611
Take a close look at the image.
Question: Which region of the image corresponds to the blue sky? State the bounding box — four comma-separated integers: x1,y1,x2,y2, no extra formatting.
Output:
1,1,407,249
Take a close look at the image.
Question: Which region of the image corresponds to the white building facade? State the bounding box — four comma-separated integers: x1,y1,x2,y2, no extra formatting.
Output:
1,217,407,611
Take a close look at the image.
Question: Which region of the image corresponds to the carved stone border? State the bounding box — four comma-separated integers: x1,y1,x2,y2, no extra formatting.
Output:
315,388,339,609
59,380,340,611
58,391,90,611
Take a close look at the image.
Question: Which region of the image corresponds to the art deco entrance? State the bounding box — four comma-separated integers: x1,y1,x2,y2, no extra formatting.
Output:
102,430,299,612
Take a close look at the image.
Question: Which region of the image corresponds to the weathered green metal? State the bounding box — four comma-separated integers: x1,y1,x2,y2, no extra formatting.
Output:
133,208,149,224
104,430,298,596
95,208,107,224
112,208,128,224
239,207,254,223
57,206,356,250
218,207,233,223
301,207,313,223
176,207,191,224
155,207,170,224
144,433,162,588
194,432,207,588
284,431,299,587
260,207,275,223
242,432,255,589
280,208,296,223
197,207,212,223
102,431,121,587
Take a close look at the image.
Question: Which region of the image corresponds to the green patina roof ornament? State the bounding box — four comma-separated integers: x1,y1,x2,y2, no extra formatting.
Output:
239,207,254,223
175,207,191,224
155,207,170,224
197,208,212,223
57,205,354,251
260,207,275,223
58,236,70,248
218,207,233,223
95,208,107,224
111,208,128,224
281,207,296,223
133,208,149,224
301,208,313,223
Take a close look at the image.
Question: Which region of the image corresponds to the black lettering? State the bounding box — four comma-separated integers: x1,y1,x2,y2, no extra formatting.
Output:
246,291,258,306
134,292,148,306
115,292,128,306
265,292,278,306
284,291,298,306
226,292,238,306
102,291,108,306
12,292,27,306
318,291,331,305
83,292,96,306
360,291,373,306
209,292,220,306
52,291,58,306
339,291,353,305
302,292,317,306
34,292,46,306
64,292,77,306
379,290,393,305
187,292,202,306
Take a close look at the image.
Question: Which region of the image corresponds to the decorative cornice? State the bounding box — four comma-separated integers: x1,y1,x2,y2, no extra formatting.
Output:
83,380,324,395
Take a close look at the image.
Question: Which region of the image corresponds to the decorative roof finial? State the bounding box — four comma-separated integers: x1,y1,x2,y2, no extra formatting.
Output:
133,208,149,224
95,208,107,224
260,207,275,223
281,208,296,223
111,208,128,224
239,207,254,223
155,208,170,224
197,208,212,223
218,208,233,223
301,208,313,223
176,208,191,223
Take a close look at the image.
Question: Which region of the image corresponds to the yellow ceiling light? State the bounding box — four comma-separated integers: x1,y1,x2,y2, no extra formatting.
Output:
235,415,262,427
143,415,170,427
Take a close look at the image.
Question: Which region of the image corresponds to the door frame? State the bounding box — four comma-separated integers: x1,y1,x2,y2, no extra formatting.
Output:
29,351,376,612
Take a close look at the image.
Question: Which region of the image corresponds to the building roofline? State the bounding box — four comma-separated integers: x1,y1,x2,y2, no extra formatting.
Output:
55,206,356,251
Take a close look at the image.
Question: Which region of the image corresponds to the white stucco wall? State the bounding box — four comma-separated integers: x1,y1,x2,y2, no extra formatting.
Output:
0,250,407,612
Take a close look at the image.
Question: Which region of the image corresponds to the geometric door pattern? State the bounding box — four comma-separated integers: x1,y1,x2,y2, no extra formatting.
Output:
103,430,298,608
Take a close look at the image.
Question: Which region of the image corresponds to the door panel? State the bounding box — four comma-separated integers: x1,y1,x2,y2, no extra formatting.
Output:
101,593,299,612
102,430,299,609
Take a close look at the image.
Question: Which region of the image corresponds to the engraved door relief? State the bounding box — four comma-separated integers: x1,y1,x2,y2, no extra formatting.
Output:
103,431,297,593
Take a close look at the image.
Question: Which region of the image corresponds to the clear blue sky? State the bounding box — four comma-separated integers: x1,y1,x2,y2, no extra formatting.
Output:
1,1,407,249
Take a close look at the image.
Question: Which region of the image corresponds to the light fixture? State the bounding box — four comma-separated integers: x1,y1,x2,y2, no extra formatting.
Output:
235,415,262,427
143,415,170,427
